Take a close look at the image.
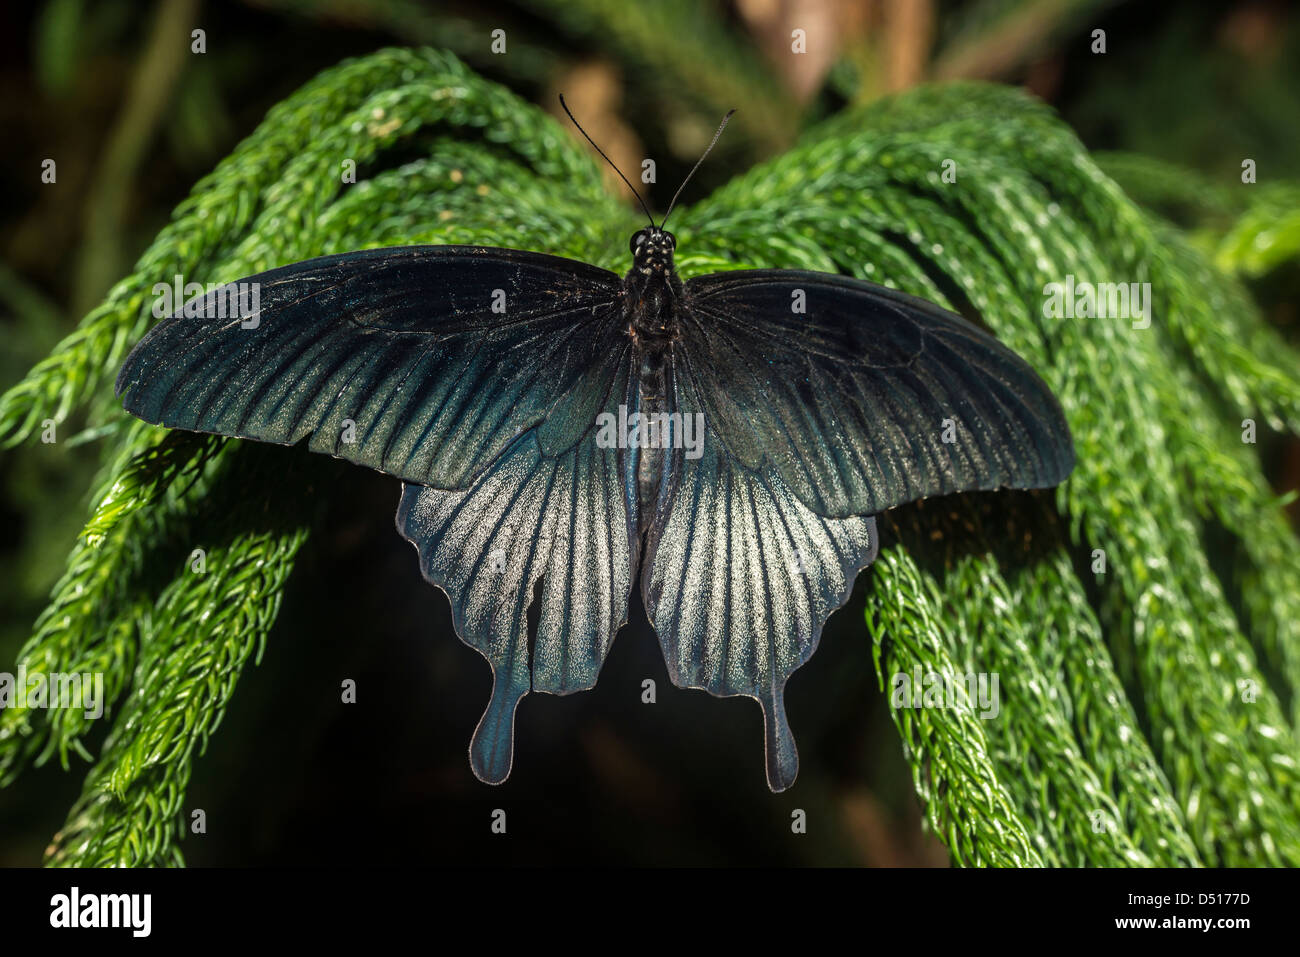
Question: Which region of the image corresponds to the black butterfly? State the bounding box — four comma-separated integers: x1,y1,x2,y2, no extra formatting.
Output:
116,101,1073,791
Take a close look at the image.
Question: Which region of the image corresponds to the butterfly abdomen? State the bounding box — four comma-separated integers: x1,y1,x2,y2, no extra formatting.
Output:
634,342,672,534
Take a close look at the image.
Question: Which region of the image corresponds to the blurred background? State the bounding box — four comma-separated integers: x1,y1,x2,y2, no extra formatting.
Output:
1,0,1297,866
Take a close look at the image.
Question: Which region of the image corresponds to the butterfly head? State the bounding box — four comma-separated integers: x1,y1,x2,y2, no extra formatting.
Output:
630,226,677,275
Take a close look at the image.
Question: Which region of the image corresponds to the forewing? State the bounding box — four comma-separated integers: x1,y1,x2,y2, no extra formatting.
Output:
681,270,1074,518
641,357,878,792
117,245,623,489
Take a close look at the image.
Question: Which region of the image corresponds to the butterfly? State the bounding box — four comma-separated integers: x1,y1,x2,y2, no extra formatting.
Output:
116,99,1074,792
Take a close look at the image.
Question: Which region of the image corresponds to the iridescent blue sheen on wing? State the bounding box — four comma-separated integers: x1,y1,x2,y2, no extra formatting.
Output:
680,270,1075,519
641,361,877,791
395,351,639,784
116,246,623,489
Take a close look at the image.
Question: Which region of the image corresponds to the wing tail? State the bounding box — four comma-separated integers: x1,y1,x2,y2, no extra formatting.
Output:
470,651,530,785
760,684,799,792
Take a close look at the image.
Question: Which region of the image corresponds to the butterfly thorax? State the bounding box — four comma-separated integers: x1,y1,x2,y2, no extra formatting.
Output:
622,227,685,347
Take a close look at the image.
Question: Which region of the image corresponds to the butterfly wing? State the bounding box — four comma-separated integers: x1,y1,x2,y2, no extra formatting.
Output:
118,245,637,784
643,270,1074,791
395,353,638,784
676,270,1074,519
641,361,877,793
117,245,624,490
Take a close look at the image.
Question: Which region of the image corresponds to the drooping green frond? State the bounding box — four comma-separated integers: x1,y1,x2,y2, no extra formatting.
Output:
1097,150,1300,278
46,448,310,867
866,545,1044,868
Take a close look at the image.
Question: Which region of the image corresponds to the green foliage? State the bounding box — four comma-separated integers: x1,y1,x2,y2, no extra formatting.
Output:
258,0,796,153
1097,151,1300,278
519,0,797,150
2,48,1298,866
47,457,309,867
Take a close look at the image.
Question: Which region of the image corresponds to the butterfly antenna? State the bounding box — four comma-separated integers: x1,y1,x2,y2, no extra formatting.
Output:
660,108,736,230
559,94,656,227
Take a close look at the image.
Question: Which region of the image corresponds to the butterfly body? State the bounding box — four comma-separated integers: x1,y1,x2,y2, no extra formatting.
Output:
620,226,686,527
